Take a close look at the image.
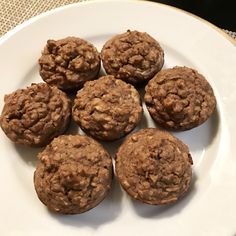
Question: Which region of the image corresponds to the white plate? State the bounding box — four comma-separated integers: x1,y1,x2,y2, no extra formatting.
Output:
0,1,236,235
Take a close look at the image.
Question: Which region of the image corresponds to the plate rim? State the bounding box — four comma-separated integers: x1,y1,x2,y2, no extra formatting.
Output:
0,0,235,47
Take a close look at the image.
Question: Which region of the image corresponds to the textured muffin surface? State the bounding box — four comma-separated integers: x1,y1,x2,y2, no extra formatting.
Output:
72,75,143,140
101,30,164,85
116,128,193,205
39,36,100,90
0,83,71,147
34,135,113,214
145,66,216,130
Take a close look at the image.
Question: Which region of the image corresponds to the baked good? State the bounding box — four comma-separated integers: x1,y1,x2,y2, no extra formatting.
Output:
34,135,113,214
39,36,100,90
72,75,143,141
0,83,71,147
115,128,193,205
144,66,216,130
101,30,164,85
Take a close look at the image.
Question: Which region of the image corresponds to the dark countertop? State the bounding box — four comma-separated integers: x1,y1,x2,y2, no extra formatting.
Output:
153,0,236,32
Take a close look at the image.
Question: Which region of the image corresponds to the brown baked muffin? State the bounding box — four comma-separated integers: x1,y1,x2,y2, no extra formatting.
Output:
34,135,113,214
72,75,143,141
0,83,71,147
39,37,100,90
144,66,216,131
115,128,193,205
101,30,164,85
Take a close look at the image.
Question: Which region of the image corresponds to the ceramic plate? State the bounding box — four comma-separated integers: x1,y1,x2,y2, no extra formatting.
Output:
0,1,236,235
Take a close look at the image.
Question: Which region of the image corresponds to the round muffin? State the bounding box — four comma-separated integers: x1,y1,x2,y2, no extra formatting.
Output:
39,36,100,90
72,75,143,141
115,128,193,205
34,135,113,214
144,66,216,130
101,30,164,85
0,83,71,147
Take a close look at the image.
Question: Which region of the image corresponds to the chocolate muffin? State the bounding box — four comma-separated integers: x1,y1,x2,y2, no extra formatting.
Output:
34,135,113,214
72,75,143,141
144,66,216,130
39,37,100,90
0,83,71,147
101,30,164,85
115,128,193,205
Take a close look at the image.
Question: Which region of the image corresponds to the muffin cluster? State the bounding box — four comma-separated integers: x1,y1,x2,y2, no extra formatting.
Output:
0,30,216,215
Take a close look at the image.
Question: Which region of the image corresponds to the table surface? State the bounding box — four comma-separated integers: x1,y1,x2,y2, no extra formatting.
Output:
0,0,236,40
0,0,85,37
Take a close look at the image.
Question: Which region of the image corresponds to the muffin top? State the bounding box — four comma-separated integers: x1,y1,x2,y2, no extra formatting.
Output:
101,30,164,85
0,83,71,147
39,36,100,90
145,66,216,130
34,134,113,214
72,75,143,141
116,128,193,205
